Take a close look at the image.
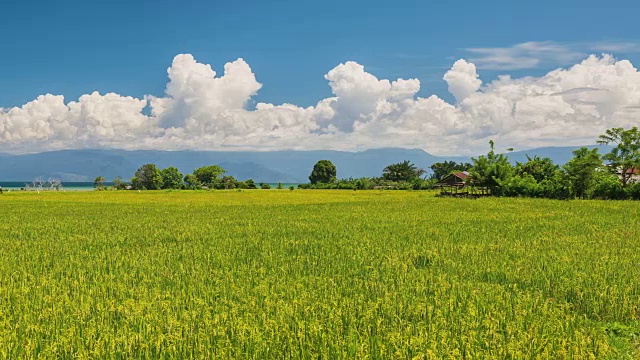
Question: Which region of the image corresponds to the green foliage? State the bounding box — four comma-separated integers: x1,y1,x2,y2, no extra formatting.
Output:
93,176,106,190
0,192,638,357
624,182,640,200
563,147,602,199
300,176,437,191
214,176,237,190
470,140,513,193
537,171,572,200
430,161,472,180
354,178,373,190
382,160,425,182
597,126,640,187
193,165,226,187
309,160,337,184
112,176,127,190
131,163,163,190
277,182,284,189
161,166,183,189
515,155,558,183
591,171,626,200
183,173,201,190
242,179,257,189
411,178,435,190
499,174,540,197
260,183,272,189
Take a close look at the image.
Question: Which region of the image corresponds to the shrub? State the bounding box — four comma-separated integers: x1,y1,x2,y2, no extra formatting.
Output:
592,172,625,200
625,182,640,200
499,174,539,197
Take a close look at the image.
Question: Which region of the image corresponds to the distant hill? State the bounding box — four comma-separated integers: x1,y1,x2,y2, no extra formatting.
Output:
0,145,611,183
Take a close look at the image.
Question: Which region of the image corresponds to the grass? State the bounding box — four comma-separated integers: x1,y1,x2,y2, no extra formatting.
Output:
0,190,638,358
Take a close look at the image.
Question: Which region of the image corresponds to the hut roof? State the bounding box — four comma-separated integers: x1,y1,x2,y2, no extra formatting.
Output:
453,171,470,179
435,171,470,186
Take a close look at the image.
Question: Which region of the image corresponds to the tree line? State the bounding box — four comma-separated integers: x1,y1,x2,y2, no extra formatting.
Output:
94,126,640,200
464,127,640,199
95,164,288,191
301,127,640,200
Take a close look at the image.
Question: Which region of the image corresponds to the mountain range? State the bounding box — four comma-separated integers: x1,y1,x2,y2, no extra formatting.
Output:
0,145,610,183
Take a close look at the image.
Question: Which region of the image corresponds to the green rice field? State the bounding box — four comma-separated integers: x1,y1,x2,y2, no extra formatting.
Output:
0,190,638,358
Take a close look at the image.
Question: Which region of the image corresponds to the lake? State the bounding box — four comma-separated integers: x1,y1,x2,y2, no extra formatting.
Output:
0,182,300,191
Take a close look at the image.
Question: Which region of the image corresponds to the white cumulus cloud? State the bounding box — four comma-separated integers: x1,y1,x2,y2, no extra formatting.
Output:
443,59,482,102
1,52,640,155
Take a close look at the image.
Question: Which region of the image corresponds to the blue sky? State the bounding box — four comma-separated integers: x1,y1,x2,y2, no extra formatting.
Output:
1,0,640,154
2,0,639,107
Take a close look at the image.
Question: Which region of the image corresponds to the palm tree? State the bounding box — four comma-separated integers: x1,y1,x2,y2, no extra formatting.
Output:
382,160,425,182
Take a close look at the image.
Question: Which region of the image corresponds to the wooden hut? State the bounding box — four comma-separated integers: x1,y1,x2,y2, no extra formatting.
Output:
435,171,470,196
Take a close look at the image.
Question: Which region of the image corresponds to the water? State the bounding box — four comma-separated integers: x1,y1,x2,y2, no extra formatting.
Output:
0,182,100,191
0,182,300,191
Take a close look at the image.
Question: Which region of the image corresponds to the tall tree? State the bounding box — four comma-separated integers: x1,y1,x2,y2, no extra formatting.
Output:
469,140,513,193
131,164,163,190
93,176,106,189
193,165,226,187
382,160,425,182
563,147,602,199
309,160,337,184
161,167,183,189
596,127,640,187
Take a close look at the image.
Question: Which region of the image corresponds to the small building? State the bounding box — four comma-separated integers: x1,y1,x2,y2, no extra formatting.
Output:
619,167,640,183
434,171,470,196
436,171,470,187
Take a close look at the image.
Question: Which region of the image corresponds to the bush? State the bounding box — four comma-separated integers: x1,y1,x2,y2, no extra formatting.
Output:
538,178,571,200
625,182,640,200
592,172,625,200
260,183,272,190
412,178,435,190
244,179,257,189
499,174,539,197
354,178,373,190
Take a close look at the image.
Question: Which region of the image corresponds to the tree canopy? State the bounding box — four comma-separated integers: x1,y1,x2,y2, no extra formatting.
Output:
515,155,558,183
161,167,183,189
382,160,424,182
469,140,512,192
93,176,106,189
563,147,602,199
309,160,337,184
131,164,163,190
183,174,200,189
597,127,640,187
193,165,226,187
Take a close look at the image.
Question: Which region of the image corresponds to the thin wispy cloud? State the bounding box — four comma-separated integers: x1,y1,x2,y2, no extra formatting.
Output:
466,41,584,70
589,41,640,53
466,40,640,71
